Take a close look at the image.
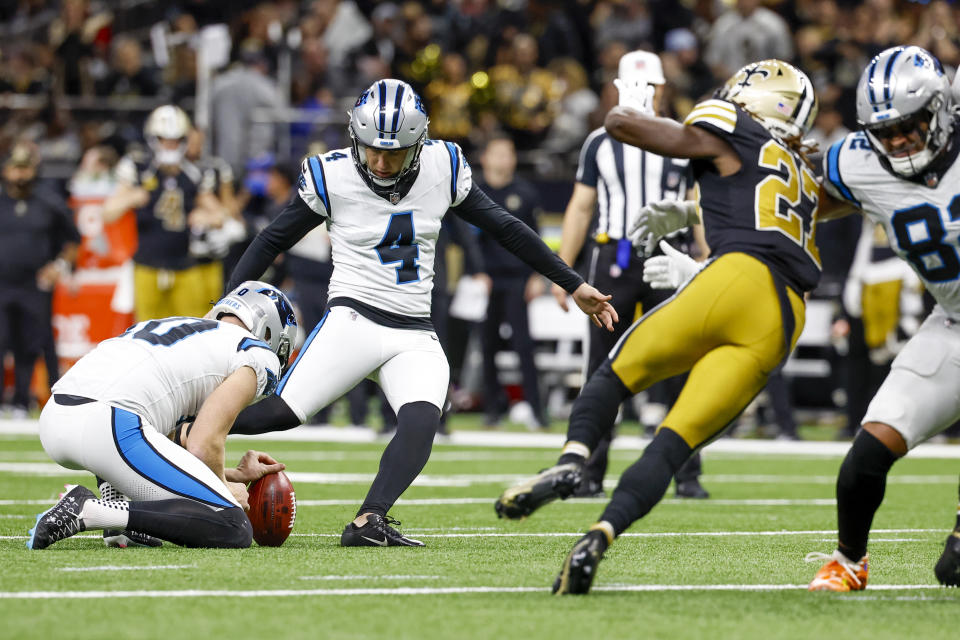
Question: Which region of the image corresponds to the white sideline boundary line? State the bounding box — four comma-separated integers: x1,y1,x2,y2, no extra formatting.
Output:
58,565,196,572
0,584,945,599
3,419,960,458
4,527,940,542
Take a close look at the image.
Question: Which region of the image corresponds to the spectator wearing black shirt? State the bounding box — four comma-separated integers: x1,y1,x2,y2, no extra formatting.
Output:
0,142,79,415
475,134,548,429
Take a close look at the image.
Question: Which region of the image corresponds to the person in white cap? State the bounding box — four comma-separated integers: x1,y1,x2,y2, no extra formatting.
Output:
537,49,710,502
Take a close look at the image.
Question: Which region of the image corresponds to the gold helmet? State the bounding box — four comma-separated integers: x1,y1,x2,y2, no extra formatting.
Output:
717,60,818,140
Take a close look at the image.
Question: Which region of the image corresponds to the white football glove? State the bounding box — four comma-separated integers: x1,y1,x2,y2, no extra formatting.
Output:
642,240,703,289
628,199,700,256
614,77,656,114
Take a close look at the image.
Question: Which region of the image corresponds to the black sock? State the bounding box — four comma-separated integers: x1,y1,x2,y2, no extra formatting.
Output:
674,452,703,483
836,429,899,562
955,477,960,531
600,428,692,536
357,401,440,517
566,361,632,455
127,500,252,548
230,393,301,435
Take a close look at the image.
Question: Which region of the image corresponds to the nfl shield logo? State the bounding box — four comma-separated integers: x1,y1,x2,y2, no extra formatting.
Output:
390,192,401,205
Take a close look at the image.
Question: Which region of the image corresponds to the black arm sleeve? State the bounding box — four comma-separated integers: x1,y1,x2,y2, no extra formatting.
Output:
226,194,324,292
451,183,585,293
444,213,484,275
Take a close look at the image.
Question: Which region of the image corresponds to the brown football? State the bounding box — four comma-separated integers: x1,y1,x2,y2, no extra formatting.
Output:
247,471,296,547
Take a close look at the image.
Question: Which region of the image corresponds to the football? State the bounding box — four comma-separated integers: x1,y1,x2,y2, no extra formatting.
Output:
247,471,296,547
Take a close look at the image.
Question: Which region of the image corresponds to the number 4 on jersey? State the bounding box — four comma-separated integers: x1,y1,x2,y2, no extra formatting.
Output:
376,211,420,284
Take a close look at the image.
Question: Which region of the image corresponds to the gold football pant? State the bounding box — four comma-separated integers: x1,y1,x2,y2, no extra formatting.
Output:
607,252,805,449
133,261,223,321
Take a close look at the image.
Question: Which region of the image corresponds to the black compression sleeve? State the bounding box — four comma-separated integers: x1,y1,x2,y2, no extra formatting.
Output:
225,194,324,292
451,183,585,293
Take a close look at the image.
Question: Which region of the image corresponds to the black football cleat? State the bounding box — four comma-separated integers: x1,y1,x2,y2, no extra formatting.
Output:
675,479,710,499
572,475,606,498
934,531,960,586
27,485,94,550
494,463,583,519
103,529,163,548
340,514,424,547
552,530,609,595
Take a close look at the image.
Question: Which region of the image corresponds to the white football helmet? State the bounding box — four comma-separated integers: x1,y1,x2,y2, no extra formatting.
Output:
144,105,191,166
856,46,953,178
207,281,298,367
349,79,428,198
717,59,818,140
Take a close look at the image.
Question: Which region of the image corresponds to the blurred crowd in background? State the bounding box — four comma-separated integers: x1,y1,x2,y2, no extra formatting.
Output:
1,0,958,439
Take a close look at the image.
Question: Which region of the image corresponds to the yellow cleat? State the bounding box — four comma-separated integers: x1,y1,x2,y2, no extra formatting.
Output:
806,550,869,591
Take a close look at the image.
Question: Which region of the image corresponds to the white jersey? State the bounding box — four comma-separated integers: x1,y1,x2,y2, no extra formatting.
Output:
297,141,472,317
52,318,280,436
824,131,960,317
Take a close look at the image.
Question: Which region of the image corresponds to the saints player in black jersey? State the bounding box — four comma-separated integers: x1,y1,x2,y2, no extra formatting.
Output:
495,59,821,594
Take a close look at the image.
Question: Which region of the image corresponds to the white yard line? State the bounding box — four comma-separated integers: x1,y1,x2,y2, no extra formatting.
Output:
58,565,196,572
0,528,944,542
0,464,952,487
3,419,960,458
0,584,944,599
0,498,837,508
298,575,441,581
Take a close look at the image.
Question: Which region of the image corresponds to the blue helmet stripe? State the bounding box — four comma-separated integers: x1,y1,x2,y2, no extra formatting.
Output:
390,83,405,139
882,48,903,109
826,140,860,208
307,156,331,215
866,57,880,111
378,81,387,133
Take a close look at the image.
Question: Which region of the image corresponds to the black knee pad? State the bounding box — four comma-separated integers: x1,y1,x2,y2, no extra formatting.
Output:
218,507,253,549
396,401,442,437
841,429,899,481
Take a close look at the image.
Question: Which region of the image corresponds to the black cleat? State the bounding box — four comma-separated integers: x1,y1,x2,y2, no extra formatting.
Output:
494,463,583,519
552,530,609,595
572,476,606,498
27,485,94,550
340,514,425,547
675,479,710,499
103,529,163,548
935,531,960,586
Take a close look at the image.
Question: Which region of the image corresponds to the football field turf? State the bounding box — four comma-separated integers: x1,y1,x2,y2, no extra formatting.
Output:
1,424,958,640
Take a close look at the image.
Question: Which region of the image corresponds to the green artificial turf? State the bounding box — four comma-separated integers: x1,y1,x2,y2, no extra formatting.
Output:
1,426,958,640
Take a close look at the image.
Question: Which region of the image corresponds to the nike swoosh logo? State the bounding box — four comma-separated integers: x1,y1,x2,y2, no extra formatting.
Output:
361,535,388,547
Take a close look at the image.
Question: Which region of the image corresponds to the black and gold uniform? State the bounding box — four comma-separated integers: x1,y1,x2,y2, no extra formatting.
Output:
505,59,822,596
116,152,218,320
600,98,818,451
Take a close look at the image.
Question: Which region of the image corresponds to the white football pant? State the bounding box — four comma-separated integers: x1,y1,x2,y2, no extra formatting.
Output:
276,306,449,422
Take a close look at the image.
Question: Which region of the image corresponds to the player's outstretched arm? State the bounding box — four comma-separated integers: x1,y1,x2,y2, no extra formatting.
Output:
604,106,735,162
186,367,259,483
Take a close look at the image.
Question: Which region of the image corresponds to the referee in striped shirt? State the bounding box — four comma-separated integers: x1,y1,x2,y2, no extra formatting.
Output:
551,50,709,499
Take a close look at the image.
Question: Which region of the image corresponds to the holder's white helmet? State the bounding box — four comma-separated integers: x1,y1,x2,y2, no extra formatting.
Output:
207,281,298,368
144,105,191,166
856,46,953,178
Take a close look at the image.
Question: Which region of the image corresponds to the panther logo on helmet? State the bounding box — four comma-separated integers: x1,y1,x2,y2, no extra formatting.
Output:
717,60,818,141
207,281,298,368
